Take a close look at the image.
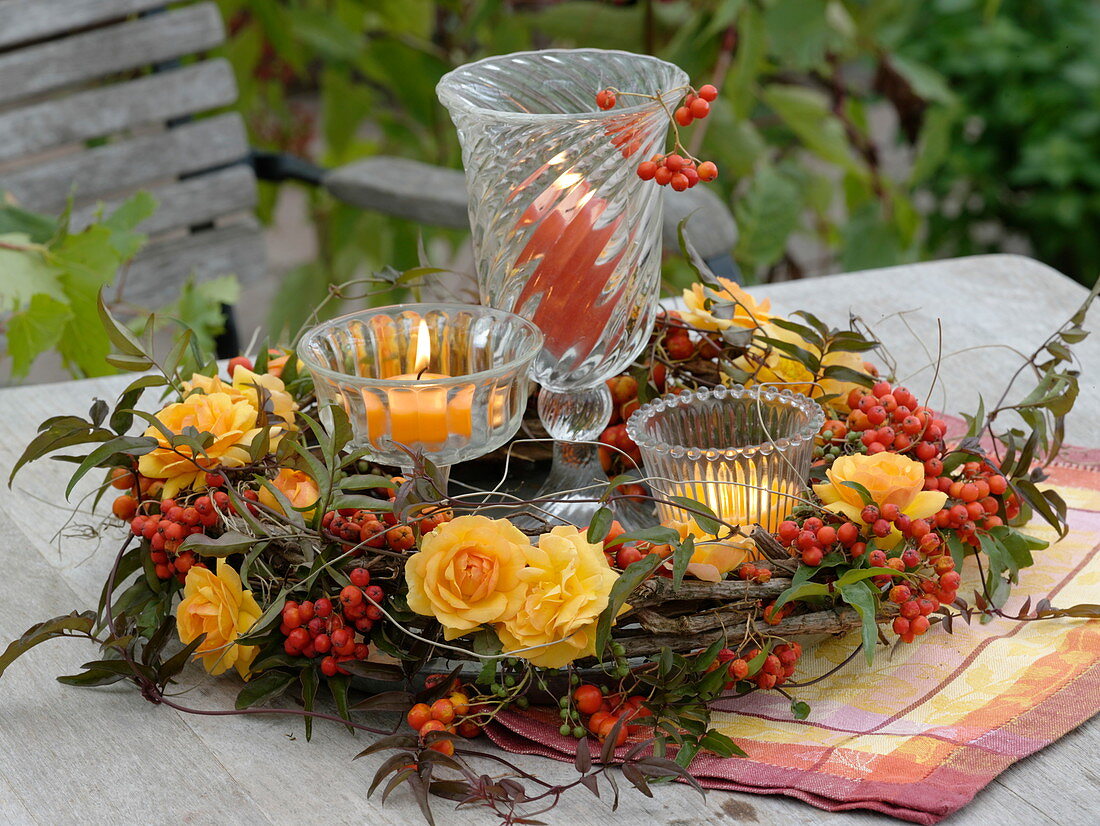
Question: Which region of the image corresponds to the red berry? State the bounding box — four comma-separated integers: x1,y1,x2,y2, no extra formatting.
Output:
349,568,371,588
837,521,859,547
802,547,823,566
654,166,672,186
670,173,689,191
637,160,657,180
320,656,339,677
674,106,693,126
697,160,718,182
340,585,363,608
315,597,333,618
698,84,718,102
893,617,910,636
596,89,616,110
689,97,710,118
664,154,684,172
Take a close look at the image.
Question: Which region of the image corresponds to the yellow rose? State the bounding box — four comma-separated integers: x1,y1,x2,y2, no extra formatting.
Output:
667,519,755,580
258,469,320,519
681,278,772,332
405,515,530,640
186,367,297,431
176,560,262,679
138,392,263,498
813,453,947,548
496,526,619,669
733,321,870,412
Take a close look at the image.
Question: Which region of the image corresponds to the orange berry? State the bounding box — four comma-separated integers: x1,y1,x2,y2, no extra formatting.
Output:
697,160,718,182
430,698,456,725
109,467,136,490
227,356,253,377
407,702,432,731
448,691,470,717
112,495,138,521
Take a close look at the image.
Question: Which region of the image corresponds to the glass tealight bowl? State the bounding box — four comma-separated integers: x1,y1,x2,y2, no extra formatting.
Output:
297,304,543,469
625,385,825,533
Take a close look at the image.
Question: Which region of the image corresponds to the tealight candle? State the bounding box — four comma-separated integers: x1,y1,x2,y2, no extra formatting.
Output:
364,320,473,450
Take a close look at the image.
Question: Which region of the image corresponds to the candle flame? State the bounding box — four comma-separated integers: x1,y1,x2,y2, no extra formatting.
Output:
413,319,431,374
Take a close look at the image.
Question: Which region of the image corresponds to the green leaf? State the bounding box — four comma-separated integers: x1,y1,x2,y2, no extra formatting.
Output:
178,530,259,557
6,293,73,378
235,670,295,710
821,364,876,388
839,580,879,666
773,580,831,611
840,480,874,506
669,496,721,535
0,203,57,242
0,612,95,678
65,435,158,498
671,535,694,590
587,507,614,544
835,567,898,587
760,84,862,172
733,164,803,270
595,553,662,657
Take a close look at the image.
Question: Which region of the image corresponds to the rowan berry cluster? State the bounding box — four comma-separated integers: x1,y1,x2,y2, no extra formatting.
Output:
125,489,233,580
279,568,383,677
737,562,773,584
707,642,802,691
566,683,652,746
322,504,452,556
594,83,720,188
406,682,483,757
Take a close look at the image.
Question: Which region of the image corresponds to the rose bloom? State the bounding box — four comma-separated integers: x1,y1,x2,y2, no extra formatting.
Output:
138,392,264,498
258,468,320,519
681,277,772,332
140,369,298,498
666,519,756,581
814,453,947,548
186,367,297,431
496,526,619,669
176,560,262,678
733,321,870,412
405,515,530,640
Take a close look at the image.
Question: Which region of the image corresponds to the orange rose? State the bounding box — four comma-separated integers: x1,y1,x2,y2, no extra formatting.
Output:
138,392,262,498
681,278,772,332
404,515,530,640
176,560,262,678
733,321,871,413
496,526,619,668
813,453,947,548
258,469,320,519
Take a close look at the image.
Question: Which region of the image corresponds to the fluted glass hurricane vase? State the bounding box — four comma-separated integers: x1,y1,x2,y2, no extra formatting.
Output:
437,49,688,526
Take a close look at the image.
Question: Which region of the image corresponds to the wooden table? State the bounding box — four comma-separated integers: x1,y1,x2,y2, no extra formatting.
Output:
1,255,1096,825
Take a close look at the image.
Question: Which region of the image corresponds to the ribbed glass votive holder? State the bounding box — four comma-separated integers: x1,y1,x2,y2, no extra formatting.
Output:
297,304,542,469
626,386,824,533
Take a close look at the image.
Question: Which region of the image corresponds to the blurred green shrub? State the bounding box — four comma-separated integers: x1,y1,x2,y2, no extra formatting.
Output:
213,0,1099,336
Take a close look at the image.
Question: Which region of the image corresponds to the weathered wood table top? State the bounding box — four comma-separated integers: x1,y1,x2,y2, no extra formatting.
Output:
0,255,1096,825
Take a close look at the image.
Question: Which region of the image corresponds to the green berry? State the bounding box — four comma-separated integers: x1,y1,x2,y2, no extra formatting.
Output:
572,725,585,738
569,673,580,685
611,642,625,656
559,708,570,720
516,696,529,709
504,675,516,687
559,696,570,708
560,723,571,736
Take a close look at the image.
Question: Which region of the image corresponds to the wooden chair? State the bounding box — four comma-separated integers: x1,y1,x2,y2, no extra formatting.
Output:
0,0,739,350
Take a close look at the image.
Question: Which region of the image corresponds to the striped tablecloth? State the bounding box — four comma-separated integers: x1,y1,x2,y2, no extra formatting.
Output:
487,457,1100,824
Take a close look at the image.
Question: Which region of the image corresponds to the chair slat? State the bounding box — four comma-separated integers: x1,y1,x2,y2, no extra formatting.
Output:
0,114,248,214
125,222,266,305
0,60,237,162
69,165,257,237
0,0,169,51
0,3,224,108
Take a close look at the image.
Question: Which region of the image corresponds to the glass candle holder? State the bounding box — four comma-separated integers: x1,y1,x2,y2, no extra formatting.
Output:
625,386,824,533
297,304,543,475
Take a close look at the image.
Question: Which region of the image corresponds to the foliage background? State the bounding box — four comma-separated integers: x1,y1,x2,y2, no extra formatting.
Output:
213,0,1100,338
